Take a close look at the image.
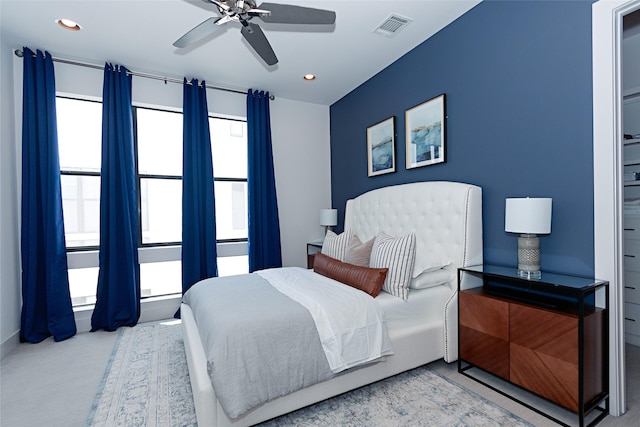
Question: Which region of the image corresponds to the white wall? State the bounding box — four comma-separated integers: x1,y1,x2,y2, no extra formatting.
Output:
0,52,332,356
271,99,331,267
0,42,21,358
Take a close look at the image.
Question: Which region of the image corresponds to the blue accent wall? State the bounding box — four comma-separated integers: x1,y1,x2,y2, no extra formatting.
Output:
329,0,595,276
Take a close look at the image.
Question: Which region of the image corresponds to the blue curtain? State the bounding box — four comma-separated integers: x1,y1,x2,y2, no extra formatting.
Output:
181,79,218,299
20,48,77,343
91,64,140,332
247,90,282,272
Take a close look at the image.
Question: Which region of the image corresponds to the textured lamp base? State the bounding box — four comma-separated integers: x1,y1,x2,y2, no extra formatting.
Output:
517,233,541,280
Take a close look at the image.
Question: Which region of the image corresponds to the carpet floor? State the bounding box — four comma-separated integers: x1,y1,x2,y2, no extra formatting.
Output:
4,319,640,426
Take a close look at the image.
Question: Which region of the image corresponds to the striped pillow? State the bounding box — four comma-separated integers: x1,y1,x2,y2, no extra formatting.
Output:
369,232,416,300
321,229,353,261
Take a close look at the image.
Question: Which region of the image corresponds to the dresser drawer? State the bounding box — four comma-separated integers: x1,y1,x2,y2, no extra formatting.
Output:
625,302,640,336
509,303,604,413
625,271,640,304
459,290,510,380
625,239,640,270
625,217,640,240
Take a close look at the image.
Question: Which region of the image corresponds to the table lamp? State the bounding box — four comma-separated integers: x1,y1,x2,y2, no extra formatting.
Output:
320,208,337,234
505,197,552,279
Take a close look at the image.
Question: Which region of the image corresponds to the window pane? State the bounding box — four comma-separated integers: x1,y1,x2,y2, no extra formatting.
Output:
137,108,182,176
141,178,182,244
57,98,102,172
218,255,249,276
68,267,98,306
214,181,248,240
210,118,247,179
140,261,181,297
61,175,100,247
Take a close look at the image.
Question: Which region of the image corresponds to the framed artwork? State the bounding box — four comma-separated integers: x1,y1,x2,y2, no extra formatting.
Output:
405,93,446,169
367,116,396,177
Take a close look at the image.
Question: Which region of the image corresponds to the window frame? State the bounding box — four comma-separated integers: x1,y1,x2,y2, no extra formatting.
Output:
57,96,249,303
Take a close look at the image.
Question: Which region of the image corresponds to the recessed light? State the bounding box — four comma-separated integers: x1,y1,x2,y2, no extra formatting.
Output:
303,74,316,81
56,18,82,31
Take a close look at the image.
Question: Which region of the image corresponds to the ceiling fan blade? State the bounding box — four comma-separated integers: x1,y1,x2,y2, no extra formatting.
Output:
173,17,226,48
257,3,336,25
241,23,278,65
202,0,230,11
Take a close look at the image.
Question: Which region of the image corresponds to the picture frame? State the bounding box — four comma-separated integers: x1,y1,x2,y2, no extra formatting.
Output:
367,116,396,177
405,93,446,169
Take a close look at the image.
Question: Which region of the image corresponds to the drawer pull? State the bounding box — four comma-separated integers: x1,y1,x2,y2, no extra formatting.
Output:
625,228,636,231
626,254,636,258
626,286,637,290
625,317,636,322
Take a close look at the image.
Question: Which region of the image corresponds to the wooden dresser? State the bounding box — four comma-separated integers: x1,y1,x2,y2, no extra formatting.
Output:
458,265,609,427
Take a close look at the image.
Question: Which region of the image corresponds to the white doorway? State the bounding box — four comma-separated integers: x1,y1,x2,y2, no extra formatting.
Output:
593,0,640,417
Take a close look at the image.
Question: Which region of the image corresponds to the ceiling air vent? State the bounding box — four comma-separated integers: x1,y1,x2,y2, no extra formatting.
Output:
373,14,412,37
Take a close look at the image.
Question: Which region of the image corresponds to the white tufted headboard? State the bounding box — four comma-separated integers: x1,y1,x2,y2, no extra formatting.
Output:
343,181,482,362
343,181,483,291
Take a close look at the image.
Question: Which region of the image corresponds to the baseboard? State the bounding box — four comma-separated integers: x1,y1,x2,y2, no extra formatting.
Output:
1,329,20,360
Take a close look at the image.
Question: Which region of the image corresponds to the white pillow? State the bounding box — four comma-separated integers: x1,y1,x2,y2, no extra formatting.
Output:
369,232,416,300
412,258,452,278
321,229,352,261
410,268,454,289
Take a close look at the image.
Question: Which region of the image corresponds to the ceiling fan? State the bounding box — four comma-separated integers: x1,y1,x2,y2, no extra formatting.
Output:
174,0,336,66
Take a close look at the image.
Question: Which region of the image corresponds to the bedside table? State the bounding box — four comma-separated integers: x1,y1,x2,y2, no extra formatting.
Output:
306,241,323,269
457,264,609,427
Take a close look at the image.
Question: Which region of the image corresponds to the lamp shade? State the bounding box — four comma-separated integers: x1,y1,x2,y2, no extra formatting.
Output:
320,209,338,227
505,198,552,234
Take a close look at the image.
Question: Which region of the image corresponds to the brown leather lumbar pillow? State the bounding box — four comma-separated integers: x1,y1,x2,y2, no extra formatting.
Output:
313,252,388,297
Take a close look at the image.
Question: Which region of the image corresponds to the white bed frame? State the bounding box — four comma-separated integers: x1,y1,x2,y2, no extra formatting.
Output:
181,181,483,427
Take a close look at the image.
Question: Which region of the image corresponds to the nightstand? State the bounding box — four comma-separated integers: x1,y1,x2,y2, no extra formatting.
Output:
458,264,609,427
306,241,323,269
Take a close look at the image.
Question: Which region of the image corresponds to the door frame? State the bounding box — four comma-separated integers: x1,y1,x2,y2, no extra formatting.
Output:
593,0,640,416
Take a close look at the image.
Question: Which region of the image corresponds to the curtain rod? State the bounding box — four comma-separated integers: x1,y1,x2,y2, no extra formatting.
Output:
13,49,275,100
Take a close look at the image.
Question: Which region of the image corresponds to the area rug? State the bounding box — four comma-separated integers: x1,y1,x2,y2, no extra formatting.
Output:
259,366,533,427
87,320,532,427
86,320,197,427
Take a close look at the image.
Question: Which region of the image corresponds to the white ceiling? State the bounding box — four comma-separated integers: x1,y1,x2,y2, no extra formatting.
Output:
0,0,480,105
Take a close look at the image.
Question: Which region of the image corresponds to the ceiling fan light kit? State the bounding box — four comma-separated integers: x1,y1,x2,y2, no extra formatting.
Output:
174,0,336,66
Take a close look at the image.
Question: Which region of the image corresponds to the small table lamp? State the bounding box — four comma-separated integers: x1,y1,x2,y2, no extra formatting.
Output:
320,208,337,234
505,197,552,279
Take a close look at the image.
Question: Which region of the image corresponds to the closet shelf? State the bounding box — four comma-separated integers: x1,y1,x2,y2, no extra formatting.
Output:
624,86,640,98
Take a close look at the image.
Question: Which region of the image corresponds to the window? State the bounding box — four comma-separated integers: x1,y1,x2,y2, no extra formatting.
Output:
136,108,183,245
57,98,102,248
57,97,249,306
210,117,248,241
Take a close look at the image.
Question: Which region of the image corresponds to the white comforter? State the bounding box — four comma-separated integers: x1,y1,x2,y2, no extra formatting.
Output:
258,267,393,373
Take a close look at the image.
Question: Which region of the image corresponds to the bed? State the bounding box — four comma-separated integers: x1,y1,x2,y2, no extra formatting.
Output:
181,181,483,427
